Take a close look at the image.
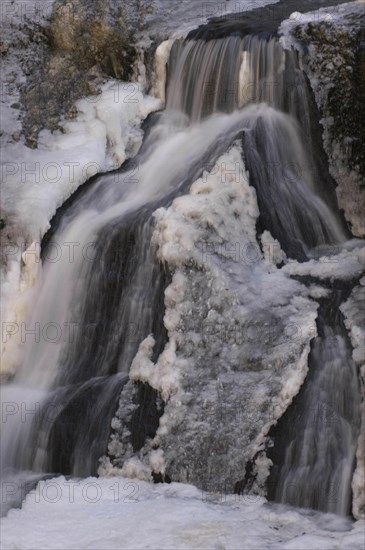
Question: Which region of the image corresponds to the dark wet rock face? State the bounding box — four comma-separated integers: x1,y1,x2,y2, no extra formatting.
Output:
293,21,365,176
291,13,365,237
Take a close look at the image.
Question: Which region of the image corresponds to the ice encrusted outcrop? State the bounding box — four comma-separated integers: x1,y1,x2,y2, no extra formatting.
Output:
104,144,319,492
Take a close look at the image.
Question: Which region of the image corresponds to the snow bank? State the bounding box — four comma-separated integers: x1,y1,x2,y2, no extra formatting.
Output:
2,82,160,241
1,476,363,550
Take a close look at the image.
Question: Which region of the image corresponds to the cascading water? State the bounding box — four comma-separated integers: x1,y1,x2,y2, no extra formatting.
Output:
237,36,360,515
267,290,361,516
1,32,360,520
166,37,243,120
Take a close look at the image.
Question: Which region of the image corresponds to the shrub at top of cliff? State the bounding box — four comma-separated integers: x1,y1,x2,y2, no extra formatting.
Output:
19,0,155,147
47,0,135,79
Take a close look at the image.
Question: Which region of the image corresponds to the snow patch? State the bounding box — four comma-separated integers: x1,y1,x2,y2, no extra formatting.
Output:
1,476,363,550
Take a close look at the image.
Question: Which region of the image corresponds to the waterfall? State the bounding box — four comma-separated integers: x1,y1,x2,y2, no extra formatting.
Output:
1,32,360,519
1,101,256,513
